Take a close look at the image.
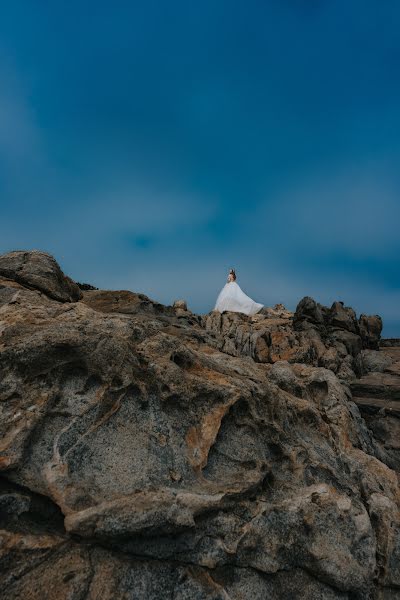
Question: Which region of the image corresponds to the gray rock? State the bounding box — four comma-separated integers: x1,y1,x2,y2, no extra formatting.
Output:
0,254,398,599
359,314,383,350
259,303,294,319
0,250,82,302
329,301,359,334
203,296,381,381
294,296,325,328
81,288,175,316
173,299,188,311
361,349,393,374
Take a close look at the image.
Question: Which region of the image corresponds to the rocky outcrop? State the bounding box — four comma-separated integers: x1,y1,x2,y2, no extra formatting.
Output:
350,344,400,473
203,297,381,384
81,288,176,317
0,250,82,302
0,250,399,600
173,299,188,310
76,281,99,291
358,314,384,350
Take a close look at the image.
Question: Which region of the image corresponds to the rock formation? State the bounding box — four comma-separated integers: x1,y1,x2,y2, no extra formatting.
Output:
203,296,382,382
0,251,399,600
351,344,400,474
0,250,82,302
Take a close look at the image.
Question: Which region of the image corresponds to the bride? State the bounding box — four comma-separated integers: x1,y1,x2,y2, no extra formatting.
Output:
214,269,263,316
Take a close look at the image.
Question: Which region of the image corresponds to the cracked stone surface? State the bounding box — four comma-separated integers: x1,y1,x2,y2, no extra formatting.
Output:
1,250,400,599
351,345,400,473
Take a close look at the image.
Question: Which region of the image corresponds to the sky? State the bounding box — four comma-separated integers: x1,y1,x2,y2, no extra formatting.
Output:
1,1,399,335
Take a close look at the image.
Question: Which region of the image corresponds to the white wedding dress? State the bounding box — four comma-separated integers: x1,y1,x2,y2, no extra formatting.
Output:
214,281,263,316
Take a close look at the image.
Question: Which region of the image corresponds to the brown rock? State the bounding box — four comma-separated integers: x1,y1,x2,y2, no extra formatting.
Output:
173,299,188,311
81,288,174,316
0,254,399,599
359,314,383,349
293,296,325,329
329,301,358,334
0,250,82,302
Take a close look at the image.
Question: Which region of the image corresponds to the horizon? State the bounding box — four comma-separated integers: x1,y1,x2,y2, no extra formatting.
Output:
1,2,399,335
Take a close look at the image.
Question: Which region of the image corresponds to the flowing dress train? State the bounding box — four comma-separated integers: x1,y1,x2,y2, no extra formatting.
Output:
214,281,263,316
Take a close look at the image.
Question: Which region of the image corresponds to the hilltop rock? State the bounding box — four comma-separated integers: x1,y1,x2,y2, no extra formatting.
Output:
76,281,98,291
0,250,82,302
81,288,175,317
359,314,383,350
293,295,326,328
259,302,293,319
0,250,399,600
173,299,188,310
203,297,381,384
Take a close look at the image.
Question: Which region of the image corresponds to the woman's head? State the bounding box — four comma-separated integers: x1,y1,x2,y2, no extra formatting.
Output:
229,268,236,281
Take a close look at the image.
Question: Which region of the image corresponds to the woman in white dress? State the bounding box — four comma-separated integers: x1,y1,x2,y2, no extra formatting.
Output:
214,269,263,316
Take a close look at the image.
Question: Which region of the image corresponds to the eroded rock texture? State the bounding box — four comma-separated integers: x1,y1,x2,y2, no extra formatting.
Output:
0,250,82,303
203,296,383,383
0,250,399,600
351,346,400,473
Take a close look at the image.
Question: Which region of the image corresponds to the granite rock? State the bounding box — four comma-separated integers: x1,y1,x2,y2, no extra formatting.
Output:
0,250,82,302
0,251,399,599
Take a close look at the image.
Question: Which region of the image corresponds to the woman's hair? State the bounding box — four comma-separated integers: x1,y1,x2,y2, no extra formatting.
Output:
229,268,237,281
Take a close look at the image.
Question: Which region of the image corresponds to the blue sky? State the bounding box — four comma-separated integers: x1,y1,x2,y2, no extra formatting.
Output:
1,1,399,335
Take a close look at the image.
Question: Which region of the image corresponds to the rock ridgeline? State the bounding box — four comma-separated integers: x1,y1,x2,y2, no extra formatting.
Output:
0,250,399,600
204,296,382,379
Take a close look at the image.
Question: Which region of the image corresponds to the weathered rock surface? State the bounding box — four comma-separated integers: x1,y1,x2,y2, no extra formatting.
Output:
203,297,382,384
173,298,188,310
81,288,175,317
0,250,399,599
0,250,82,302
350,344,400,473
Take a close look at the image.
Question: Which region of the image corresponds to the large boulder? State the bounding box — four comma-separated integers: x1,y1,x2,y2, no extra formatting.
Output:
0,250,82,302
259,303,293,319
360,349,393,374
173,299,188,310
293,296,326,329
81,289,175,316
328,301,359,334
358,314,383,350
